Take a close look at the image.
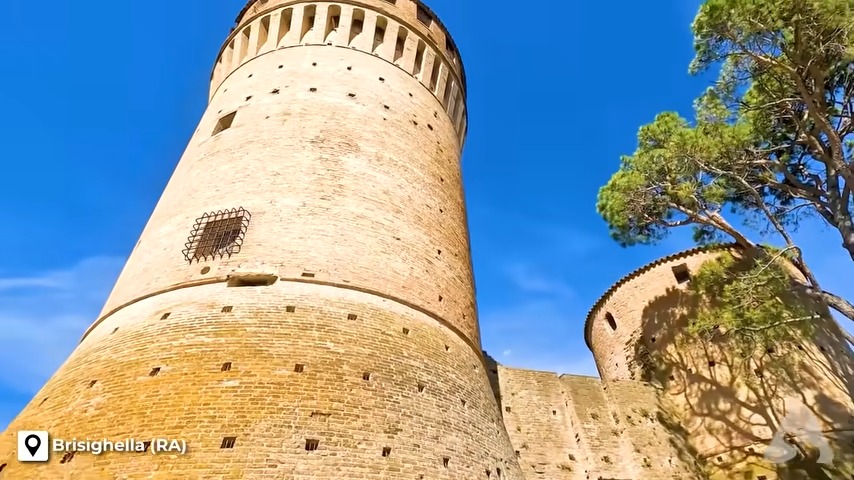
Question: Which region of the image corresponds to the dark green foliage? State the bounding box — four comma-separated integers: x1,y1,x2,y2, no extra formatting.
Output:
688,250,817,349
597,0,854,325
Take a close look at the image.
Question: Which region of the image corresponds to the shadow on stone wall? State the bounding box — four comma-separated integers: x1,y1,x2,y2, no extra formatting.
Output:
484,352,503,407
633,284,854,480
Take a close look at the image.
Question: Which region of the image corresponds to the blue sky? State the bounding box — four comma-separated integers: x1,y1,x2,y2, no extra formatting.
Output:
0,0,850,431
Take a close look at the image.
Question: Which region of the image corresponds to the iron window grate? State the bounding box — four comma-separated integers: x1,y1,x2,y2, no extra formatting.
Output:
183,208,251,263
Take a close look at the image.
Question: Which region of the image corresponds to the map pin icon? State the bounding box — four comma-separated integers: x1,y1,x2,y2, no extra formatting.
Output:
24,434,41,457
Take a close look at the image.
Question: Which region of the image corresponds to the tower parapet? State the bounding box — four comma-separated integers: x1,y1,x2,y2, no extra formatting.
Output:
212,0,467,146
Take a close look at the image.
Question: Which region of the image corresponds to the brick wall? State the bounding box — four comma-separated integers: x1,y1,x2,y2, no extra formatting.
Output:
495,367,579,479
0,282,524,478
95,34,477,344
489,366,700,480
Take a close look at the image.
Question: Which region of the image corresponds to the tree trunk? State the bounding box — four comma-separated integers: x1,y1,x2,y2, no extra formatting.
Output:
795,284,854,344
842,231,854,263
816,289,854,322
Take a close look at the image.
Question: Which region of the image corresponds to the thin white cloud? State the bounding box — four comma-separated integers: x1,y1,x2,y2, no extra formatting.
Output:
0,277,66,291
503,263,575,299
0,256,124,429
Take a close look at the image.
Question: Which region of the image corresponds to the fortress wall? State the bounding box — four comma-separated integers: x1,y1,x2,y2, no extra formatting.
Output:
601,379,705,479
491,367,709,480
96,40,480,347
557,374,637,479
0,281,524,479
494,367,580,479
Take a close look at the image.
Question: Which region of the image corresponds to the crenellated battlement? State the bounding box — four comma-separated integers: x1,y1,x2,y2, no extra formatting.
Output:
210,1,467,140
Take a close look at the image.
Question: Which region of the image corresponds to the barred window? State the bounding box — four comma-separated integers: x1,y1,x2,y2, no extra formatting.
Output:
183,208,251,262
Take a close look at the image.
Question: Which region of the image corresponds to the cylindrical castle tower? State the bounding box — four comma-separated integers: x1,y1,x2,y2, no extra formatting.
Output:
585,244,854,479
0,1,525,478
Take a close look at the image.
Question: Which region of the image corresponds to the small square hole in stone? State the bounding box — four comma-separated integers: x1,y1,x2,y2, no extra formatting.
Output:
301,272,315,278
221,437,236,449
112,327,119,334
286,306,296,313
161,312,171,320
402,327,410,335
305,439,319,451
222,362,232,372
672,263,691,283
221,306,233,313
60,452,75,464
294,364,305,373
442,457,450,467
382,447,391,457
88,380,97,388
505,406,511,412
708,361,716,367
363,372,371,381
149,367,161,377
417,383,425,393
142,441,151,452
348,313,357,320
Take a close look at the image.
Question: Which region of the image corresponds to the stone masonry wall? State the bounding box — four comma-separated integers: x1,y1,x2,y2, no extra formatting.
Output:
492,365,701,480
0,281,524,479
97,40,478,346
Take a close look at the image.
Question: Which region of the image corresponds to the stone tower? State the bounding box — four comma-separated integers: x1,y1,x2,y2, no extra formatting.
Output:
585,244,854,479
0,1,525,478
